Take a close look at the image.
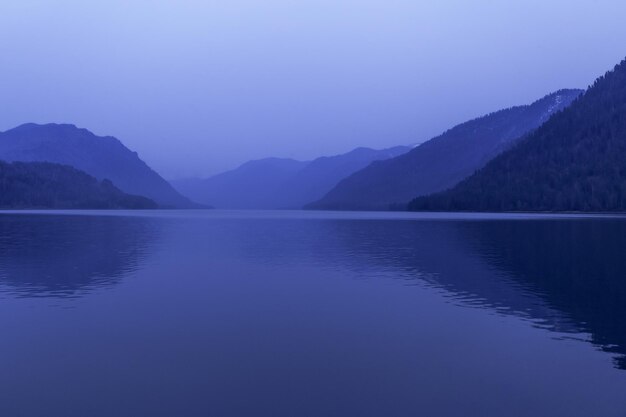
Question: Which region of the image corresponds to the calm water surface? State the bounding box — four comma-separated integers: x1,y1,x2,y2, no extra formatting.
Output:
1,210,626,416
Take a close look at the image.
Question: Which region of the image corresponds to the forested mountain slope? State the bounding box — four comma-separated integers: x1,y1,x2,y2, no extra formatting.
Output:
0,161,157,209
0,123,194,207
409,59,626,212
308,89,581,210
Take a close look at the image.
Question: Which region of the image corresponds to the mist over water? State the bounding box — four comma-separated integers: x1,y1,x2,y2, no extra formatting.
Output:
2,2,626,416
2,1,626,177
1,211,625,416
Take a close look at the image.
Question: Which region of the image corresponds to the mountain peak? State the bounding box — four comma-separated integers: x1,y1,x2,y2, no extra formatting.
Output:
0,123,195,208
533,89,583,123
307,88,581,210
409,56,626,212
172,145,410,209
10,122,79,133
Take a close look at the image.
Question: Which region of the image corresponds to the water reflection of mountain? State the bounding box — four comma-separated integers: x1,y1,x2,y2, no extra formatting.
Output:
459,220,626,369
319,219,626,370
213,219,573,331
0,214,159,298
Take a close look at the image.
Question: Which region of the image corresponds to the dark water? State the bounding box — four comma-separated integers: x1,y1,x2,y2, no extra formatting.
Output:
1,210,626,417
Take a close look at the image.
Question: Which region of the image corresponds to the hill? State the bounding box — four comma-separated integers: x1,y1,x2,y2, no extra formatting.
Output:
0,123,194,208
173,158,308,209
409,59,626,212
172,146,410,209
0,160,157,209
307,89,582,210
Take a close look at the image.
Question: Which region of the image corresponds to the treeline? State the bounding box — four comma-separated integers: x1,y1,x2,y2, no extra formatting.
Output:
0,160,157,209
409,59,626,212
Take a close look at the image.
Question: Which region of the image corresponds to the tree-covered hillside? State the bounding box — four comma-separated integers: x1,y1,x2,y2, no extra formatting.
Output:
0,123,194,208
308,89,581,210
0,161,157,209
409,59,626,212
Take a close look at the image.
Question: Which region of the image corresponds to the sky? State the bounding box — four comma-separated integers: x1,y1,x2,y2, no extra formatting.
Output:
1,0,626,179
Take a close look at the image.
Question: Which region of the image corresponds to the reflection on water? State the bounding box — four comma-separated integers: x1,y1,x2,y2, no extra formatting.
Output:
1,211,626,417
0,214,159,298
460,220,626,369
211,217,626,370
296,218,626,369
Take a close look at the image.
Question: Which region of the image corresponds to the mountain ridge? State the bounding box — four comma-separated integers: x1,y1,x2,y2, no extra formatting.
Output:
173,145,410,209
409,59,626,212
0,160,157,209
0,123,196,208
307,89,582,210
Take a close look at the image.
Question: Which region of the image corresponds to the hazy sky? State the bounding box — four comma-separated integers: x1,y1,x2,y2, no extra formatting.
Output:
1,0,625,178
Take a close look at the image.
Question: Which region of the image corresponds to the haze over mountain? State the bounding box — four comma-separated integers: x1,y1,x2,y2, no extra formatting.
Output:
173,146,410,209
3,1,625,178
308,89,582,210
173,158,307,209
409,58,626,212
0,123,194,208
0,161,156,209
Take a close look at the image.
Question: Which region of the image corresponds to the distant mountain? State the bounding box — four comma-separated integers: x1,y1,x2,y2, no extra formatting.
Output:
307,89,582,210
409,59,626,212
0,160,156,209
172,146,410,209
0,123,195,208
173,158,309,209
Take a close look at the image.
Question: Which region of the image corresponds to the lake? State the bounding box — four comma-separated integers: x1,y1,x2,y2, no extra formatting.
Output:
0,210,625,416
